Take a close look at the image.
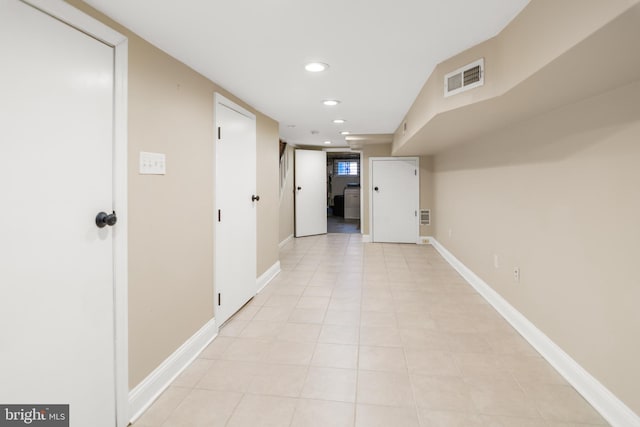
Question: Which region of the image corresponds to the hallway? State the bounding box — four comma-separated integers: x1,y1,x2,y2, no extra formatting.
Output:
135,235,607,426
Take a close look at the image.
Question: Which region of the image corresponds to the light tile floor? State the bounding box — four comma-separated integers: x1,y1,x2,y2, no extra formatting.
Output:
327,216,360,234
134,234,609,427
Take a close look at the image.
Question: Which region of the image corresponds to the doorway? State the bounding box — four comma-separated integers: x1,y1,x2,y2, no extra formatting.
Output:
214,94,257,326
0,1,128,425
327,152,362,234
294,149,327,237
370,157,419,243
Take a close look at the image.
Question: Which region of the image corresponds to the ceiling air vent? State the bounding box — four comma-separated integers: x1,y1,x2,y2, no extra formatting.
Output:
420,209,430,226
444,58,484,97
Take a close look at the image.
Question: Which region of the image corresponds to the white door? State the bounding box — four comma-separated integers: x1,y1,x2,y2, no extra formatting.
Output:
215,95,257,326
371,157,419,243
295,149,327,237
0,1,121,425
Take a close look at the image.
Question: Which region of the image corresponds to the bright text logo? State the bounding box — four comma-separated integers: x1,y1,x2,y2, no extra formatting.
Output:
0,405,68,427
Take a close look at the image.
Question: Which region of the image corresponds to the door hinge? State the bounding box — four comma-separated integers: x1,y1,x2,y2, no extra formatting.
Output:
415,169,417,176
218,293,221,306
415,210,417,217
218,209,221,222
218,127,221,140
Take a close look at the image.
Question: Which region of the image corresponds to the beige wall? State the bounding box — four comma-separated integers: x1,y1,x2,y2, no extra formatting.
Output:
279,144,295,244
257,118,280,275
126,28,215,391
393,0,640,155
68,0,280,389
432,81,640,414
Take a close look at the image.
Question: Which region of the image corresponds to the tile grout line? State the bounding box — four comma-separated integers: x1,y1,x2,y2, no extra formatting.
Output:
347,233,363,427
289,237,326,427
398,251,428,427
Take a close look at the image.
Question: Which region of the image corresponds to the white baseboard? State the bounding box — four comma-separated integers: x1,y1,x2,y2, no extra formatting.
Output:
257,260,281,294
128,318,218,424
279,234,293,249
361,234,371,243
429,237,640,427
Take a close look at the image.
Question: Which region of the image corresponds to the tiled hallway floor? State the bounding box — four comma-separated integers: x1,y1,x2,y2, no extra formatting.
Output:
134,234,608,427
327,216,360,234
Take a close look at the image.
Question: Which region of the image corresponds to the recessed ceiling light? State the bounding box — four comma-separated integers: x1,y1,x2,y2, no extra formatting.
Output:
305,62,329,72
323,100,340,106
340,131,350,135
324,141,332,144
333,119,346,124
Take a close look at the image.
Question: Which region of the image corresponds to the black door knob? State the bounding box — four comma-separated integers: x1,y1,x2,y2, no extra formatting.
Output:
96,211,117,228
374,187,379,191
297,186,302,190
252,195,260,202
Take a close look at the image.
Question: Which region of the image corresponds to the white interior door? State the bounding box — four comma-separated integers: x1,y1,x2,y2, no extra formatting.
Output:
0,0,120,425
371,157,419,243
295,149,327,237
215,95,257,326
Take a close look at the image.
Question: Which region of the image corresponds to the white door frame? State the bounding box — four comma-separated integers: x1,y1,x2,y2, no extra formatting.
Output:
369,157,420,243
325,148,363,230
21,1,129,425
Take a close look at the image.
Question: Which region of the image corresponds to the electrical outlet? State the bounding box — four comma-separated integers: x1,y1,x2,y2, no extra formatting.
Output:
513,267,520,283
494,255,499,269
421,237,430,244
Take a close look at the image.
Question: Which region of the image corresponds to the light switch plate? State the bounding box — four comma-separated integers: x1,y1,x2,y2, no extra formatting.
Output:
139,151,166,175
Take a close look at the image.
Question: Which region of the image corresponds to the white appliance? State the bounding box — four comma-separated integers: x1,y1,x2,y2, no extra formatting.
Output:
344,187,361,219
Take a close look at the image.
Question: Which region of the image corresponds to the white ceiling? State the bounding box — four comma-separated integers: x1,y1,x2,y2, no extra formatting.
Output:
84,0,529,148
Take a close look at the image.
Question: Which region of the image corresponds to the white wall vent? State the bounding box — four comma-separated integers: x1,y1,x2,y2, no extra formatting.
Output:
420,209,430,226
444,58,484,97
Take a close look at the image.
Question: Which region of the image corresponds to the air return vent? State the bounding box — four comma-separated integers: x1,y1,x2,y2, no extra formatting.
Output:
444,58,484,97
420,209,430,226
